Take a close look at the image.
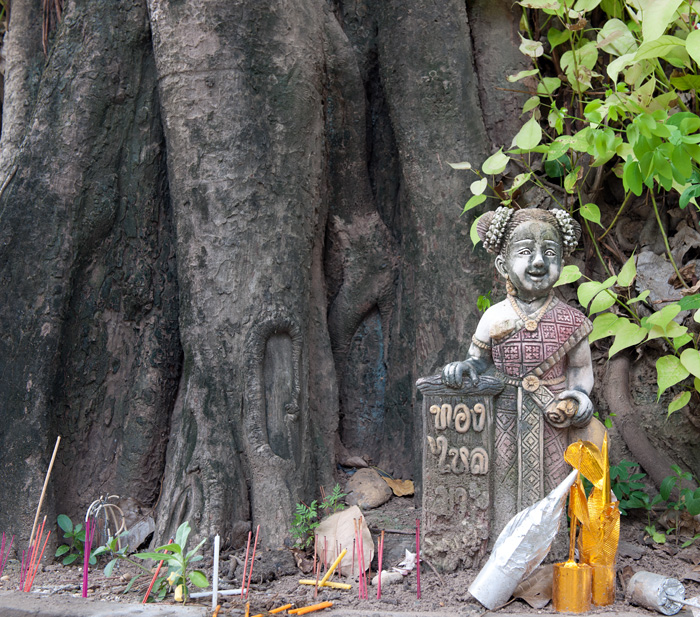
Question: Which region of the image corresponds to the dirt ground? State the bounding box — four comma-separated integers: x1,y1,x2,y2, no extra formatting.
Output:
1,496,699,615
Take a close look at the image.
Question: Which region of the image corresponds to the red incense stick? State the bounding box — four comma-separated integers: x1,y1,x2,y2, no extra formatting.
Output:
82,517,96,598
240,530,252,595
416,518,421,599
142,537,173,603
376,530,384,600
245,525,260,599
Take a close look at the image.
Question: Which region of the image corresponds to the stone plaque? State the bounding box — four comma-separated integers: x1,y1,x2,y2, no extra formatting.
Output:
417,373,503,572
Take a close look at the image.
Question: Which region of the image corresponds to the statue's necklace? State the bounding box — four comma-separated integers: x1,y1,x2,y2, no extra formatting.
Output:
508,291,555,332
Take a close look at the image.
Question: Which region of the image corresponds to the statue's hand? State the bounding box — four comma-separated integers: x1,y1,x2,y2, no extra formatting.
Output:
442,361,479,389
558,390,593,428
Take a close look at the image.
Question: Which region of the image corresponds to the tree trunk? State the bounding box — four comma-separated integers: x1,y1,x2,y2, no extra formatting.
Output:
0,0,540,549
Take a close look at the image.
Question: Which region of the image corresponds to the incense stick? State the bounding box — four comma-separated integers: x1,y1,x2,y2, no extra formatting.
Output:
28,436,61,549
241,530,252,596
245,525,260,599
142,538,173,603
82,517,95,598
377,530,384,600
416,518,421,600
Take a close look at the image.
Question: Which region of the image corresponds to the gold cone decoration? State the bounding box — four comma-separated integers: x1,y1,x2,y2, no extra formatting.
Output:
564,433,620,607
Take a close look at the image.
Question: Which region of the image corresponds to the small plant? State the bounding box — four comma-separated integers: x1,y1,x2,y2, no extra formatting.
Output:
610,460,659,516
645,524,669,545
477,291,492,313
55,514,95,566
290,484,347,550
135,522,208,604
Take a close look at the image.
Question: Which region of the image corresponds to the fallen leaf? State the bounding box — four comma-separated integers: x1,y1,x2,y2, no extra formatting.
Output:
314,505,373,578
383,478,414,497
513,565,553,609
684,569,700,584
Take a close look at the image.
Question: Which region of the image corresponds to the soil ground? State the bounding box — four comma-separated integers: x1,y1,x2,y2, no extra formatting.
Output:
1,496,699,616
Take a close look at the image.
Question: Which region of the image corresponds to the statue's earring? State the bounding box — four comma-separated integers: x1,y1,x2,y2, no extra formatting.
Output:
506,276,517,296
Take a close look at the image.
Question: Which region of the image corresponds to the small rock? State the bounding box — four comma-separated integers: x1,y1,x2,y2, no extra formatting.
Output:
345,468,392,510
618,539,645,560
371,570,404,586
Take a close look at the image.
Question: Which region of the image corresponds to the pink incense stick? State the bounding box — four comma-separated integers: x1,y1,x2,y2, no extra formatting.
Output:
244,524,260,599
19,549,28,590
376,530,384,600
82,517,96,598
240,530,252,595
352,521,361,600
416,518,421,600
0,533,13,578
25,527,50,592
24,519,45,592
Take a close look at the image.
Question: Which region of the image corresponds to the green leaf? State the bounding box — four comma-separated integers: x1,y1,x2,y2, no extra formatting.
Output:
554,264,582,287
63,553,78,565
518,0,561,7
640,0,684,44
186,538,208,561
482,149,509,175
124,573,142,594
174,522,191,549
679,294,700,310
573,0,601,11
609,320,647,357
628,290,650,304
656,355,690,398
448,161,472,170
578,276,616,309
680,348,700,378
463,193,486,215
660,475,676,501
580,202,602,226
548,28,570,51
647,304,681,330
514,116,543,150
668,391,691,415
510,172,531,193
635,35,687,62
589,313,620,343
508,69,539,83
623,159,643,196
470,178,488,196
57,514,73,534
671,74,700,91
617,255,637,287
55,544,71,557
188,570,209,588
673,333,692,351
590,289,617,314
522,96,540,114
564,167,581,193
597,18,637,56
537,77,562,96
104,559,117,577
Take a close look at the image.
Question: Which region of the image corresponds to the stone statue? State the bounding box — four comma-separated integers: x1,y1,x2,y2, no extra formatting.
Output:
442,207,596,537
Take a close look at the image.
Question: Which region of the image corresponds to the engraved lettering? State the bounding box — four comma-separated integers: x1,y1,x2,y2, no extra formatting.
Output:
472,403,486,432
429,404,440,431
454,403,470,433
449,447,464,474
459,446,470,470
436,435,449,472
427,435,438,455
470,446,489,474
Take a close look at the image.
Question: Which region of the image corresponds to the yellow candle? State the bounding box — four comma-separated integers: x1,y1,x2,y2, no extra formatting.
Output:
298,579,352,590
319,548,347,586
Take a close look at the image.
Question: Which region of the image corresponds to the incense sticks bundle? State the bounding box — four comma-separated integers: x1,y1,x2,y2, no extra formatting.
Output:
82,517,96,598
23,518,50,592
0,533,13,578
244,525,260,599
241,530,252,595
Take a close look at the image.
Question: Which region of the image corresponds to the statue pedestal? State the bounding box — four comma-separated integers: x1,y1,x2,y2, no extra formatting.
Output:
416,373,503,571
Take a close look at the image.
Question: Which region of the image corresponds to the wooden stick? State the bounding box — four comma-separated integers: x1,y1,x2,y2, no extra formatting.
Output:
244,524,260,599
240,530,252,595
28,436,60,549
314,555,320,598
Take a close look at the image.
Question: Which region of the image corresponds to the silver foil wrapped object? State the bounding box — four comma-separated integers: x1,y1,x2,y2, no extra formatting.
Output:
628,571,685,615
469,469,577,609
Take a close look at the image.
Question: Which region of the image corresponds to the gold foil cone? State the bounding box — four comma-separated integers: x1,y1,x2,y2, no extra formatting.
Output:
553,562,592,613
591,564,615,606
564,441,605,489
580,501,620,566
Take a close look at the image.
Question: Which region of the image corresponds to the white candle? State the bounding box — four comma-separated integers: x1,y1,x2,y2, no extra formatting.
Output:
212,534,220,610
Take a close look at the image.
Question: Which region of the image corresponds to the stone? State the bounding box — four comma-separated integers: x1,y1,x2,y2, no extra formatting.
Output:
345,468,392,510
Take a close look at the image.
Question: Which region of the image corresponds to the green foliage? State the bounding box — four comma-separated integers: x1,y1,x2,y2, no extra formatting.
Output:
449,0,700,417
290,484,347,550
610,460,656,515
135,522,209,604
55,514,95,566
477,291,493,312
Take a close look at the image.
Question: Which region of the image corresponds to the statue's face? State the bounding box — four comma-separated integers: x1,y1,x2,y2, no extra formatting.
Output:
495,220,562,302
